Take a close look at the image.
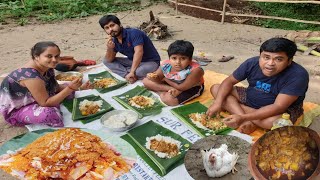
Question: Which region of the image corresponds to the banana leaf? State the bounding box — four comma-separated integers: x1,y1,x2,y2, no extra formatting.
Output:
121,121,191,176
88,71,127,93
0,129,137,159
112,86,165,118
170,101,232,137
71,95,113,124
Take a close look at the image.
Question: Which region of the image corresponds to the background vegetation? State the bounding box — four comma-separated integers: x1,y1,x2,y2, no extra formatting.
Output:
250,2,320,31
0,0,319,31
0,0,164,26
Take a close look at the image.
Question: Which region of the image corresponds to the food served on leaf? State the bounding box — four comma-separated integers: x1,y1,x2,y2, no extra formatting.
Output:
188,113,227,131
128,95,155,108
0,128,135,180
201,144,239,178
79,99,103,116
254,126,319,180
93,78,117,88
146,134,181,158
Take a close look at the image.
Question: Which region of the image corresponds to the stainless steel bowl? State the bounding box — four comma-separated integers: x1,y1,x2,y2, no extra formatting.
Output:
55,71,83,84
101,110,139,132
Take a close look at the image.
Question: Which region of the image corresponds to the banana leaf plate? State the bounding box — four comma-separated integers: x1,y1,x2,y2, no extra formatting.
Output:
0,129,137,160
121,121,191,176
112,86,165,118
88,71,127,93
170,101,232,137
69,95,113,124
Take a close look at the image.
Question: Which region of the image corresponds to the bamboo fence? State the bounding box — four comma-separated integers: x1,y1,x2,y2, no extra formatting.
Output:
168,0,320,25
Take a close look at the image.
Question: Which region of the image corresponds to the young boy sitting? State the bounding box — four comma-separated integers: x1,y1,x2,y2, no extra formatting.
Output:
143,40,204,106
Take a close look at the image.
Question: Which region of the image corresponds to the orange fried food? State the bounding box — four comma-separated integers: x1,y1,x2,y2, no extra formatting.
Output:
0,128,134,180
255,127,319,180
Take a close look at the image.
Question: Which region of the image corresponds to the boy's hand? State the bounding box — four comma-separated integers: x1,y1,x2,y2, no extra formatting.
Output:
147,72,158,81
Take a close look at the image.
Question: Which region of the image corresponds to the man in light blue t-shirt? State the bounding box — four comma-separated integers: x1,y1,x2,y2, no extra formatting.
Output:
206,38,309,134
99,15,160,83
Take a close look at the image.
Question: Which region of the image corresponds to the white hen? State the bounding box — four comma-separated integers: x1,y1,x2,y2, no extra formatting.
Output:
201,144,239,178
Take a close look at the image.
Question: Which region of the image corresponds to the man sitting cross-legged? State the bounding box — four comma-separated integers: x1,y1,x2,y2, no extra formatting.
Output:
206,37,309,134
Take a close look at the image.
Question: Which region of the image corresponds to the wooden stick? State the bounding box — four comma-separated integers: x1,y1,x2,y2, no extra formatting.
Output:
243,0,320,5
175,0,178,15
167,0,320,25
221,0,228,24
224,12,320,25
168,0,222,13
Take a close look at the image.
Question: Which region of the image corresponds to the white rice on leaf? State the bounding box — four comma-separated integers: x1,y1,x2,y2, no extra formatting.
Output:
145,134,181,158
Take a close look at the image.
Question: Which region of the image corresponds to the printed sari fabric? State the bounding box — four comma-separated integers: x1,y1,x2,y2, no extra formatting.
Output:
0,68,63,127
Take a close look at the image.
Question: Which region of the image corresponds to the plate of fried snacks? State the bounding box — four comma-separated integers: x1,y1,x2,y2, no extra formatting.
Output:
171,101,232,137
113,86,165,118
88,71,127,93
249,126,320,180
185,135,252,180
71,95,113,123
121,121,190,176
0,128,137,180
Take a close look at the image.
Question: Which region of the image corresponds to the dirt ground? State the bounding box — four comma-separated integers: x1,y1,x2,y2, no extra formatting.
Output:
0,3,320,179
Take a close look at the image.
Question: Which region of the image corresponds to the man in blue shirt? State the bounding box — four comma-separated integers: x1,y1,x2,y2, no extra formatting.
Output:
206,38,309,134
99,15,161,83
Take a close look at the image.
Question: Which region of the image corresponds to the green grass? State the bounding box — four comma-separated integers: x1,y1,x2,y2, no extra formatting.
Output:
250,2,320,31
0,0,165,26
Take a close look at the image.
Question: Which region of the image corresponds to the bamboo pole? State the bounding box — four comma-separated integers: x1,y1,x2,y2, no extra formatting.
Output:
221,0,227,24
297,43,320,57
306,37,320,43
244,0,320,5
167,0,222,13
167,0,320,25
224,12,320,25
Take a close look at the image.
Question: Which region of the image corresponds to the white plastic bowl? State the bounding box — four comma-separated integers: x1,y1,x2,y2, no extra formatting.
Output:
101,110,139,132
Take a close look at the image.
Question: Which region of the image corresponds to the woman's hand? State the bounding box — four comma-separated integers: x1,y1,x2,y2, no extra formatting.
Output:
79,80,93,90
68,77,82,91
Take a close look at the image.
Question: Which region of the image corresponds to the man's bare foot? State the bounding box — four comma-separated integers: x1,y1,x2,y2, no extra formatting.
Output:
238,121,257,134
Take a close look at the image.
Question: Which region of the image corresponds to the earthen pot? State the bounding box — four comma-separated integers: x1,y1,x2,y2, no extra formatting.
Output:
248,126,320,180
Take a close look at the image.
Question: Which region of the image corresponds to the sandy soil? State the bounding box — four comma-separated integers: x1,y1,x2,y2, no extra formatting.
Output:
0,3,320,179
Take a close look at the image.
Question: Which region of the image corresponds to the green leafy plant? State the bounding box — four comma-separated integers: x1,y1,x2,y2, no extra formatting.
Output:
250,2,320,31
17,17,28,26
